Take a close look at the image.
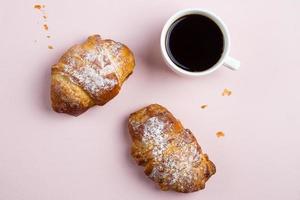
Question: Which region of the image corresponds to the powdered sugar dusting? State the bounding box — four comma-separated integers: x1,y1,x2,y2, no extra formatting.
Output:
152,136,200,186
142,117,169,160
64,65,117,95
110,42,122,56
101,41,124,79
82,51,98,63
149,130,201,188
134,116,202,189
61,36,124,98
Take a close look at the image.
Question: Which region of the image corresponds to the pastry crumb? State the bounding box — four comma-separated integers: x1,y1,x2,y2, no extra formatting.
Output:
216,131,225,138
201,105,208,109
222,88,232,96
34,4,53,48
43,24,49,31
34,4,42,9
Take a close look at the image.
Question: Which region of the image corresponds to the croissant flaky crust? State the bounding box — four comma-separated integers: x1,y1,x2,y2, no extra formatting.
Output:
128,104,216,193
51,35,135,116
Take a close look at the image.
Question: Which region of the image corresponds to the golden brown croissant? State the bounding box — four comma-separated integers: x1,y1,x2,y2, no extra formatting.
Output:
51,35,135,116
128,104,216,193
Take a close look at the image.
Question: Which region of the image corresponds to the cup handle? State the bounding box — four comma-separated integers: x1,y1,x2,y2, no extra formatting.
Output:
224,56,240,70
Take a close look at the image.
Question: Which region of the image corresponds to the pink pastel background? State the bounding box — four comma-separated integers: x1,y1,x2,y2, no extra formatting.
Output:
0,0,300,199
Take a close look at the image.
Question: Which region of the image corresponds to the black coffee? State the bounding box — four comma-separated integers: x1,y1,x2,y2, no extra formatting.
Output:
166,14,224,72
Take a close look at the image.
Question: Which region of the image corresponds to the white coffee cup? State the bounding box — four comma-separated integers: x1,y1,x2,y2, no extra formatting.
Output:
160,8,240,77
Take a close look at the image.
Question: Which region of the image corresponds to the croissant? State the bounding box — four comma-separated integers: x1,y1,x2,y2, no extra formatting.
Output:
51,35,135,116
128,104,216,193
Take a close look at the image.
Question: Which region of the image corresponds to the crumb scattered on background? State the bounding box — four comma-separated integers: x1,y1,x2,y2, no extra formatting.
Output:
43,24,48,31
34,4,42,9
216,131,225,138
222,88,232,96
34,4,53,49
201,105,208,109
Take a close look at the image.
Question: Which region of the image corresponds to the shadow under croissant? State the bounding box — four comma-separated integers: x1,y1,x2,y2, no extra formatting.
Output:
40,63,53,113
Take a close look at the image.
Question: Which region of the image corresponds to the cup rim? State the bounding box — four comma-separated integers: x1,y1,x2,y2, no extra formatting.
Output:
160,8,231,76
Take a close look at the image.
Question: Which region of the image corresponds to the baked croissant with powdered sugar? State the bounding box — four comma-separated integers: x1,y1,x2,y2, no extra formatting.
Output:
51,35,135,116
128,104,216,193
